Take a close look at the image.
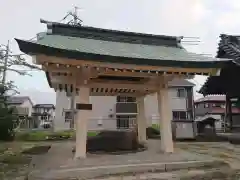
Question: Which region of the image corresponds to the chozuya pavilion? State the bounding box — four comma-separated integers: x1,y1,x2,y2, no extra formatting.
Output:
16,20,230,158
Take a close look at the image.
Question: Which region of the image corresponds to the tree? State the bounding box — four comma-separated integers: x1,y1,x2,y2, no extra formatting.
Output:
0,40,41,140
0,41,41,89
0,84,17,140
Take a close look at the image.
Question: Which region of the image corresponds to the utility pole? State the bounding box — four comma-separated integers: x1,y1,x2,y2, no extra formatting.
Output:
2,40,9,85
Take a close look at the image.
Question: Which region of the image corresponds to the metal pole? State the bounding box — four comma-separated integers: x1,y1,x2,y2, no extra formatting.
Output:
2,40,9,85
73,6,78,24
70,85,75,129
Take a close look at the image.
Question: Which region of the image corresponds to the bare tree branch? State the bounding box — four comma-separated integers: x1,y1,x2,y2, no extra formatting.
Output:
0,40,42,93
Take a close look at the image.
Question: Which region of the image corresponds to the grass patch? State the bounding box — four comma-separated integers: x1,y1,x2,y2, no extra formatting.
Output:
0,141,52,179
215,152,232,159
0,154,31,164
88,131,99,137
15,131,52,141
15,130,98,141
22,145,51,155
0,146,7,154
0,153,31,179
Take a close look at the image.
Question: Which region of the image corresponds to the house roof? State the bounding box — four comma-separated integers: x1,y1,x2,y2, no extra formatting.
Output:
199,34,240,96
33,104,55,109
195,95,238,103
7,96,33,106
15,20,231,68
195,95,227,103
168,78,195,87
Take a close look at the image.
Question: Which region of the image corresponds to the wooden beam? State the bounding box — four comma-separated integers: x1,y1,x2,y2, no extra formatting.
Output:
51,81,158,91
90,91,149,97
43,62,194,78
89,82,158,91
37,54,215,74
99,69,161,78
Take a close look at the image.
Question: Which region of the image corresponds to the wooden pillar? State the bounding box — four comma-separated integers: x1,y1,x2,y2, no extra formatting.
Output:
224,96,228,132
157,83,174,153
226,94,232,132
136,96,147,144
75,86,91,158
229,98,233,132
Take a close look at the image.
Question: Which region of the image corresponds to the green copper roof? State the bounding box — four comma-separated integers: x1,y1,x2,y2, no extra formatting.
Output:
15,21,232,68
34,34,221,63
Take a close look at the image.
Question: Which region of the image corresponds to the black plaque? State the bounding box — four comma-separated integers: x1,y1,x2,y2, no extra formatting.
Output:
76,103,92,110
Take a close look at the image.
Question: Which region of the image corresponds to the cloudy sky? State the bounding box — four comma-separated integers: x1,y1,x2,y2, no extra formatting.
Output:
1,0,240,104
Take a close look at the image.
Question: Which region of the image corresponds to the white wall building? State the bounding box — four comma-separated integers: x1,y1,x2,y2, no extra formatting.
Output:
7,96,33,117
54,78,195,131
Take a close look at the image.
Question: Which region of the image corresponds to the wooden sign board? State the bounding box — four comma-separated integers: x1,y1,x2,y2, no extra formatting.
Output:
76,103,92,110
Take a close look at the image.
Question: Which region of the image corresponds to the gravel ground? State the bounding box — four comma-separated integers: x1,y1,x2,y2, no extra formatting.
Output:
176,142,240,169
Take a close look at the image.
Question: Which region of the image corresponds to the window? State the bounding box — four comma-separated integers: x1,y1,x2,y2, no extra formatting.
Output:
117,96,136,102
41,116,47,120
213,103,222,108
220,104,225,108
66,91,72,97
116,115,136,129
172,111,187,120
177,89,185,98
65,112,73,122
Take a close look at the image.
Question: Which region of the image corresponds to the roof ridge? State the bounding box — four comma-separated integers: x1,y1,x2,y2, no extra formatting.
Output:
41,19,180,40
41,19,182,47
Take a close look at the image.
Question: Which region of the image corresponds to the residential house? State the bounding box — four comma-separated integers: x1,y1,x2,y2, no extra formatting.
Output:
54,78,195,131
194,95,240,131
7,96,34,128
32,104,55,127
7,96,33,117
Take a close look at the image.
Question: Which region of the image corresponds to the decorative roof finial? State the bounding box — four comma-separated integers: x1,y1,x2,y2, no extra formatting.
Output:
60,6,83,26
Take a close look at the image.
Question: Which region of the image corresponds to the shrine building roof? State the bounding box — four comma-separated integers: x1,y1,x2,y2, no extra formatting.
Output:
15,20,231,69
199,34,240,96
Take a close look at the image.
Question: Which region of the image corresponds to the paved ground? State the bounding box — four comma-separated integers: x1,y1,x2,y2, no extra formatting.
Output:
28,140,226,179
30,140,214,170
27,138,240,179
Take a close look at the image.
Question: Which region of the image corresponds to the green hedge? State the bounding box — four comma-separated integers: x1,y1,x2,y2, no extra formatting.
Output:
15,130,98,141
151,124,160,130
